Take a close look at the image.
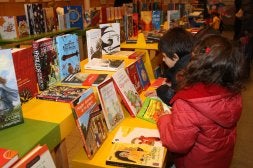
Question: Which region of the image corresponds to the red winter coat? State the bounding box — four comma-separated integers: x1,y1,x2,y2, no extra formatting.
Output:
157,83,242,168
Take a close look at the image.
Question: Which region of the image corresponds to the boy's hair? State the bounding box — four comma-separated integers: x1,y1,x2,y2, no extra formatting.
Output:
179,34,246,93
158,27,194,60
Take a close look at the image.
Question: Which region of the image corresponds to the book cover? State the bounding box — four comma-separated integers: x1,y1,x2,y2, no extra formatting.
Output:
57,13,70,31
152,10,161,31
0,148,19,168
99,23,121,55
135,58,150,90
123,14,133,40
112,68,142,117
112,126,162,147
84,58,124,72
36,85,86,103
12,47,38,103
55,33,81,81
15,15,30,38
96,78,124,131
33,37,59,91
43,7,57,32
12,144,56,168
70,88,108,159
86,29,102,61
0,16,18,40
141,11,152,32
64,6,83,29
150,77,167,89
125,61,142,93
0,49,24,130
132,13,139,37
106,143,165,168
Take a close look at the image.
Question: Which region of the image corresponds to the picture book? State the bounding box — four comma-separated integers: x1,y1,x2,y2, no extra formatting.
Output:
96,78,124,131
86,28,102,61
12,47,38,103
0,148,19,168
0,49,24,130
141,11,152,32
150,77,167,89
43,7,57,32
36,85,86,103
84,58,124,72
33,37,59,91
0,16,18,40
137,97,171,124
112,68,142,117
99,23,121,55
152,10,161,31
135,58,150,90
125,61,142,93
64,5,83,29
15,15,30,38
61,72,108,86
70,88,108,159
12,144,56,168
106,142,165,168
112,126,162,147
54,33,81,81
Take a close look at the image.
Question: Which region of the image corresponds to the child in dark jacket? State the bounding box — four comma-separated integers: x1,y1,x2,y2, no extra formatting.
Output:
145,27,194,106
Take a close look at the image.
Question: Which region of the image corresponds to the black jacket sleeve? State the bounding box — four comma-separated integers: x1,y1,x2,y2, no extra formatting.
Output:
156,84,175,106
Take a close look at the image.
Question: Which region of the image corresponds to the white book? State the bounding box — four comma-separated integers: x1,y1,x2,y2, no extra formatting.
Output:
86,29,102,61
84,58,124,71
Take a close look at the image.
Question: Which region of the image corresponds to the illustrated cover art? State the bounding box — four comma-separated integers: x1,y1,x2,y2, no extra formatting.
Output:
125,61,142,93
0,49,24,130
84,58,124,71
0,148,19,168
97,78,124,131
135,58,150,90
99,23,121,55
33,37,59,91
15,15,30,38
12,48,38,103
152,10,161,31
0,16,18,40
43,7,57,32
112,68,142,117
86,29,102,61
36,85,86,103
55,33,81,81
112,126,162,147
141,11,152,32
106,143,165,168
71,88,108,159
64,6,83,29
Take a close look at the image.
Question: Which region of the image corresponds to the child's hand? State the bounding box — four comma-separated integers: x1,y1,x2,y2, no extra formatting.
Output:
144,90,157,97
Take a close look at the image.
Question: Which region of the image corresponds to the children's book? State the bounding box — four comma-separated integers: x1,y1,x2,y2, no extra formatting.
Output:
84,58,124,72
137,97,171,124
0,16,18,40
12,47,38,103
43,7,57,32
15,15,30,38
112,68,142,117
152,10,161,31
141,11,152,32
33,37,59,91
112,126,162,146
36,85,86,103
106,142,165,168
70,88,108,159
64,5,84,29
54,33,81,81
96,78,124,131
135,58,150,90
12,144,56,168
125,61,142,93
0,148,19,168
86,28,102,61
0,49,24,130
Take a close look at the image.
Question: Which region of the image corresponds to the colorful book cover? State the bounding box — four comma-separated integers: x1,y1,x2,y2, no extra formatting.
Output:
99,23,121,55
125,61,142,93
141,11,152,32
0,49,24,130
70,88,108,159
64,5,83,29
135,58,150,90
54,33,81,81
15,15,30,38
43,7,57,32
12,47,38,103
106,143,165,168
123,14,133,40
112,68,142,117
152,10,161,31
0,148,19,168
84,58,124,72
132,13,139,37
96,78,124,131
0,16,18,40
33,37,59,91
36,85,86,103
86,29,102,61
112,126,162,146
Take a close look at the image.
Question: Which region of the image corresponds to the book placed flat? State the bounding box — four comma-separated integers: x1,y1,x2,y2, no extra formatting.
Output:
84,58,124,71
106,142,166,168
0,148,19,168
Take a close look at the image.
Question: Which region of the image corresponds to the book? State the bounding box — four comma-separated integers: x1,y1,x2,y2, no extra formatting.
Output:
33,37,59,91
112,68,142,117
61,72,108,86
12,144,56,168
137,97,170,124
57,13,70,30
135,58,150,90
141,11,152,32
12,47,38,103
0,16,18,40
86,28,102,61
70,88,108,159
15,15,30,38
112,126,162,147
152,10,161,31
36,85,87,103
0,49,24,130
43,7,57,32
64,5,84,29
96,78,124,131
125,61,142,93
123,14,134,40
54,33,81,81
84,58,124,72
150,77,167,89
0,148,19,168
106,142,165,168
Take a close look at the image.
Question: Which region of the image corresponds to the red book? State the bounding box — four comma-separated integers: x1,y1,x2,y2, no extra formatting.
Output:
0,148,19,168
125,61,142,93
150,77,167,88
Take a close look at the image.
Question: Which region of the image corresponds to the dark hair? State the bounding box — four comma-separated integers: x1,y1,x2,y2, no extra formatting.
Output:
179,34,246,93
158,27,194,60
114,151,136,163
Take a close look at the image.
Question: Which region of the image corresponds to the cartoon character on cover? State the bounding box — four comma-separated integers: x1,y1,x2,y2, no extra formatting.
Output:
115,147,148,163
131,136,161,146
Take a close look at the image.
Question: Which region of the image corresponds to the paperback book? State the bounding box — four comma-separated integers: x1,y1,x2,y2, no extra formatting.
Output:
86,28,102,61
84,58,124,72
125,61,142,93
0,148,19,168
135,58,150,90
0,16,18,40
64,6,84,29
15,15,30,38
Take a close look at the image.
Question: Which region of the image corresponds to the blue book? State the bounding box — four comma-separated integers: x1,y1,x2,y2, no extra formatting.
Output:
135,58,150,90
152,10,161,30
54,34,81,81
64,6,83,29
